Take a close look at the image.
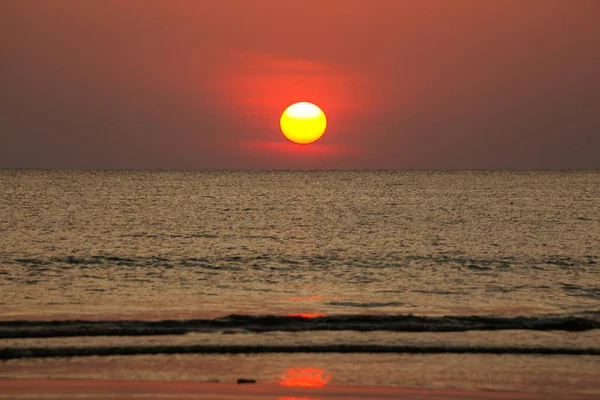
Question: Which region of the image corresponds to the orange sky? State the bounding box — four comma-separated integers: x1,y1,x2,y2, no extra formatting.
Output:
1,0,599,168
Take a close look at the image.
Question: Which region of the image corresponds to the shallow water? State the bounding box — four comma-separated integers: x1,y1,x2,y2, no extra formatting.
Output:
2,354,599,396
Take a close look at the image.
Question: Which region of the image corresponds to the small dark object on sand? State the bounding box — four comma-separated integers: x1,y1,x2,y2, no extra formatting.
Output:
237,378,256,384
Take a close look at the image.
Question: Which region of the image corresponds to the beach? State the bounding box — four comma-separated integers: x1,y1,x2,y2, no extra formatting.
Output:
2,352,599,399
2,379,598,400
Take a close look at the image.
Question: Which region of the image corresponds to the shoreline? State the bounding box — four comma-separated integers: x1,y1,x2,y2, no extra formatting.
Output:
0,379,596,400
2,353,599,397
3,343,600,360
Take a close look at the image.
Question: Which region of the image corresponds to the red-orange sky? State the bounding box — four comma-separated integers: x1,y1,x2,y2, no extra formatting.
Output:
1,0,599,169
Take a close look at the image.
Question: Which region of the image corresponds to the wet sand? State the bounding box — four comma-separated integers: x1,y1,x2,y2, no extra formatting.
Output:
1,379,597,400
1,353,599,398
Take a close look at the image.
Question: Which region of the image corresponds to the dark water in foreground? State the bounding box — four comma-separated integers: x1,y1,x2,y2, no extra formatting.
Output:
0,171,599,392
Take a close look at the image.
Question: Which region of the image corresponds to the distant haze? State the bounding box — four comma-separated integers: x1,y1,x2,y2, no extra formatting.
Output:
1,0,599,169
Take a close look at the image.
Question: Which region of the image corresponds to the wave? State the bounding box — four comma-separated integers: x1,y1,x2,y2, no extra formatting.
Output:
1,344,599,360
327,301,405,308
1,314,598,339
8,254,599,270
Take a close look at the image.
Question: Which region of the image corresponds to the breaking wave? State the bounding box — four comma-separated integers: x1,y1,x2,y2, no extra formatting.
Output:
2,343,599,360
1,313,598,339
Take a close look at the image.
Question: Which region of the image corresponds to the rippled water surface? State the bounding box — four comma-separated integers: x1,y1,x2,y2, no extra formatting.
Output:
1,170,599,320
2,170,600,395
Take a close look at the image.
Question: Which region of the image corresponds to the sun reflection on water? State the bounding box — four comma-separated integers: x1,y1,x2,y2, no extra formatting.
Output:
289,295,323,301
287,313,326,318
279,367,331,388
279,398,319,400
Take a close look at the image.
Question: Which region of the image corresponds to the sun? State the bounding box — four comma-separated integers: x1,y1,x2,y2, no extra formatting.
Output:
280,102,327,145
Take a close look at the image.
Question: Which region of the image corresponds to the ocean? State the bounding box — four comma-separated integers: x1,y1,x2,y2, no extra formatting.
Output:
1,170,599,395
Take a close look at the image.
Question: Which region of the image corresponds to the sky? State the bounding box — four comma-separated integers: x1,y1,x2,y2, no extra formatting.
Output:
1,0,599,169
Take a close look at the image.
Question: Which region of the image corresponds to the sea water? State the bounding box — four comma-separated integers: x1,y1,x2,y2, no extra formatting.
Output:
1,170,599,393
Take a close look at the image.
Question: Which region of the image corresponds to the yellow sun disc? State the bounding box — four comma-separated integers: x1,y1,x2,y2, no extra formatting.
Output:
280,102,327,145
